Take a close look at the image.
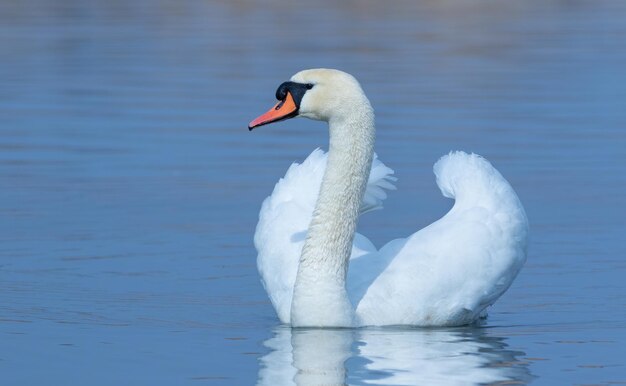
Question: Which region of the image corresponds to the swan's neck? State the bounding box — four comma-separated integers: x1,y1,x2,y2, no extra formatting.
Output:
291,105,375,327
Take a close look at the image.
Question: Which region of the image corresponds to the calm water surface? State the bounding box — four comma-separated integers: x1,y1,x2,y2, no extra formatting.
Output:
1,1,625,384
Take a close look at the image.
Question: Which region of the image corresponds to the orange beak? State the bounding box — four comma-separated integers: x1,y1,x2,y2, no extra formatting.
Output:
248,91,298,130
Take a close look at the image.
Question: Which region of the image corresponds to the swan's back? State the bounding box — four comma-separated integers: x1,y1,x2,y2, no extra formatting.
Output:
255,150,527,326
355,152,528,326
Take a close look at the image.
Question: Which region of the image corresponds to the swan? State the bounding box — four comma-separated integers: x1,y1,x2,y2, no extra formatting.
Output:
249,69,528,327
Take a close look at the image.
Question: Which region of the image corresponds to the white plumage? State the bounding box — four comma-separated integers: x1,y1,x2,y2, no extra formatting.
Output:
251,69,528,327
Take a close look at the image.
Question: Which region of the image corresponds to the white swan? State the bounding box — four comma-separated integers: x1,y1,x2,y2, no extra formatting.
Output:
249,69,528,327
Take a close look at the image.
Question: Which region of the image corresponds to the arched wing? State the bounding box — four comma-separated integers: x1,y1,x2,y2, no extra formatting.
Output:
354,152,529,326
255,149,396,323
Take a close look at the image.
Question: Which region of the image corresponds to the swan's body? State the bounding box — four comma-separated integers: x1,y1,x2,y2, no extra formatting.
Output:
250,69,528,327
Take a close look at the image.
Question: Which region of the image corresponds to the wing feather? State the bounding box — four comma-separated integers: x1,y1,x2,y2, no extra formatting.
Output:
255,149,396,323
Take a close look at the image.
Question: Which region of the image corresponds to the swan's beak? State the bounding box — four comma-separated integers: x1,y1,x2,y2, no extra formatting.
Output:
248,91,298,130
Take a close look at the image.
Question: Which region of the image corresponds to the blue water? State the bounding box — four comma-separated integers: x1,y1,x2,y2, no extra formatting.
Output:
1,1,625,384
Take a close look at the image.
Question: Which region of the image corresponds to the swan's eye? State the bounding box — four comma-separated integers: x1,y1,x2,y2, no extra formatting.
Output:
305,83,314,90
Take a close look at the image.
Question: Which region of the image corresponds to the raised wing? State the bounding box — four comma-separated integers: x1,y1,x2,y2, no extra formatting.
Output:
355,152,529,326
255,149,396,323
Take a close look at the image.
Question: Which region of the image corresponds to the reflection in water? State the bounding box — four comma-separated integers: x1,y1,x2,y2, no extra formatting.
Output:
260,328,353,386
258,327,532,386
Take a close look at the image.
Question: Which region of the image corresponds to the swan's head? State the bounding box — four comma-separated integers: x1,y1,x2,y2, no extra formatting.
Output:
248,68,370,130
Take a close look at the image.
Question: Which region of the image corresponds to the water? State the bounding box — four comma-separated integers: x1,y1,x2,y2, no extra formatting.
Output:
1,1,625,384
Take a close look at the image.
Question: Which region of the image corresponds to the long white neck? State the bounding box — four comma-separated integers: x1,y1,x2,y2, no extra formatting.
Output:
290,103,375,327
